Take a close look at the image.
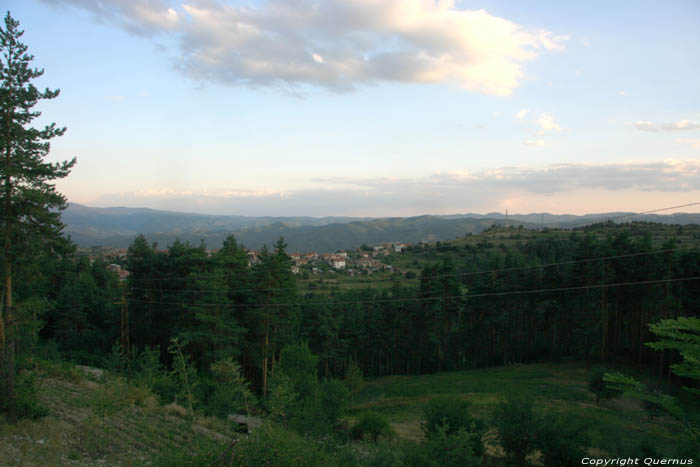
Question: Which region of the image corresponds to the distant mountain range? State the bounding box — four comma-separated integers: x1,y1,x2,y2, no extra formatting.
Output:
61,203,700,253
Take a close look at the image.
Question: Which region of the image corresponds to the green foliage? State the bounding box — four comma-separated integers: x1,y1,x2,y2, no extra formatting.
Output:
421,396,483,456
604,371,699,441
0,371,48,420
278,342,319,399
207,358,255,418
267,373,298,420
646,317,700,393
151,434,224,467
104,341,131,375
343,359,364,399
351,412,392,442
493,396,541,467
319,378,349,424
231,423,337,466
588,369,622,404
406,423,480,467
168,337,198,421
535,413,590,467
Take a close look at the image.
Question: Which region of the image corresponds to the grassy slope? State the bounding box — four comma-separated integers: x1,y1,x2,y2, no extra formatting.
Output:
0,369,233,466
349,362,690,455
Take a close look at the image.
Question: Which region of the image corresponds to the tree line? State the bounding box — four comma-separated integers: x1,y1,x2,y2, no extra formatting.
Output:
22,224,699,396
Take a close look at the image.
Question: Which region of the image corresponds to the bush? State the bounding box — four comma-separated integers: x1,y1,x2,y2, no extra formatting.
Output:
406,423,480,467
343,359,364,399
422,396,484,456
588,369,622,404
2,372,49,420
351,412,392,442
536,414,590,467
493,396,542,467
278,342,319,400
230,423,337,466
320,379,349,424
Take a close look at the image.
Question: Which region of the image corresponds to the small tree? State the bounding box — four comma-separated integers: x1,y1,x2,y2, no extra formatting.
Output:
1,11,76,423
343,358,364,400
493,396,541,467
422,396,484,457
209,357,255,416
351,411,392,442
536,413,590,467
168,337,198,422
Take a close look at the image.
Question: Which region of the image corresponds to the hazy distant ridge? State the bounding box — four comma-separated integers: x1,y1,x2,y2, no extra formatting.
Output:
62,203,700,252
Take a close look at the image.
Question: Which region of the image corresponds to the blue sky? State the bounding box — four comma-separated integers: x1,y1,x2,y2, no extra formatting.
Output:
5,0,700,216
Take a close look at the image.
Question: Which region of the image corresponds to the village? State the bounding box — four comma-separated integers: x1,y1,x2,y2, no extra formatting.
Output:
79,241,416,280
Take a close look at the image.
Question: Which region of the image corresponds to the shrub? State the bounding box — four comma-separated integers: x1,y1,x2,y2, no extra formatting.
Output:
493,396,542,467
588,369,622,405
230,423,337,466
351,412,392,442
536,414,590,467
422,396,484,456
278,342,319,400
343,359,364,399
209,358,255,416
407,422,481,467
2,372,49,420
320,379,349,424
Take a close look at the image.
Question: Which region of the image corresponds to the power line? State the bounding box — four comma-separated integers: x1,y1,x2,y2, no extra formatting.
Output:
111,200,700,280
122,275,700,309
124,246,695,295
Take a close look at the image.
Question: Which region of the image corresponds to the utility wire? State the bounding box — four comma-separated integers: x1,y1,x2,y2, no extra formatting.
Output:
121,275,700,309
113,200,700,280
125,246,695,295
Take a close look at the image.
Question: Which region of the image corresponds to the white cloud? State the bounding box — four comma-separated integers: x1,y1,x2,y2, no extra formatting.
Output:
92,160,700,216
617,90,626,96
515,109,529,120
523,139,545,147
44,0,568,94
42,0,179,35
537,113,562,134
634,121,657,131
677,138,700,149
662,120,700,131
634,120,700,132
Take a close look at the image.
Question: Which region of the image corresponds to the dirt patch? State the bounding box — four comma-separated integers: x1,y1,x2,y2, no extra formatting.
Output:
391,421,423,441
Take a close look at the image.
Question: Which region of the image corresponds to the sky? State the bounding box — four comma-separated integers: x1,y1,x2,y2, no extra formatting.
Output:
4,0,700,217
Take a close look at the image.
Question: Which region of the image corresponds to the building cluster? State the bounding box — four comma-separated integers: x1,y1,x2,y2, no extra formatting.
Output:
105,263,129,282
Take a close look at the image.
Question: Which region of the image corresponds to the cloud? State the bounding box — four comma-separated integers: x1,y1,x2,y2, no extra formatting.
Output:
515,109,529,120
536,113,562,133
43,0,568,94
634,120,700,132
41,0,178,35
677,138,700,149
523,139,544,147
92,160,700,216
617,90,626,96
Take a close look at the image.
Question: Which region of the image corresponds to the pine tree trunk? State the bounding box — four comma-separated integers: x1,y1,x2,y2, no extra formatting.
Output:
3,262,16,424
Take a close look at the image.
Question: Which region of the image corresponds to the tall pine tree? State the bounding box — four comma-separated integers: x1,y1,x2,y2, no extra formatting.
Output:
0,12,75,423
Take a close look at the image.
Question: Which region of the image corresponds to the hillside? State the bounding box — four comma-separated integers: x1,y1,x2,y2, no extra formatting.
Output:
61,203,700,252
2,361,693,465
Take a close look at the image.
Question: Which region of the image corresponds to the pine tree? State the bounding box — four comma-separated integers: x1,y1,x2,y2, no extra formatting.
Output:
0,12,75,423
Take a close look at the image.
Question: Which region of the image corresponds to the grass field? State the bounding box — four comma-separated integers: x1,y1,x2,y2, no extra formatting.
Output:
1,361,694,465
349,362,692,456
0,366,232,466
